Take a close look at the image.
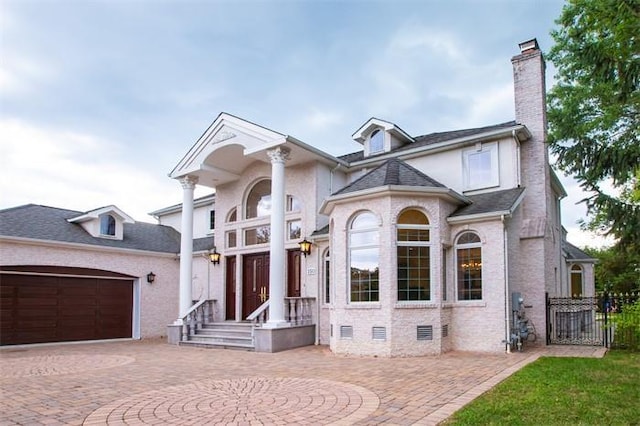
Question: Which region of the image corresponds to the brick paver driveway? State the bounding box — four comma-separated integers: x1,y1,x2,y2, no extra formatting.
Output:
0,340,604,425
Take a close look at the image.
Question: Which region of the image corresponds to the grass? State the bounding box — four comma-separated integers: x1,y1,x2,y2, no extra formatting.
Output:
445,351,640,426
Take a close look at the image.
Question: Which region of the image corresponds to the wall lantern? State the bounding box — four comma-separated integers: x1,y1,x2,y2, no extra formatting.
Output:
299,238,312,257
146,272,156,284
209,248,221,265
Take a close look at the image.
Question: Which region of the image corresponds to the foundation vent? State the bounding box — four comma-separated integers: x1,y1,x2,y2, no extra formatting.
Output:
372,326,386,341
340,325,353,339
417,325,433,340
442,324,449,338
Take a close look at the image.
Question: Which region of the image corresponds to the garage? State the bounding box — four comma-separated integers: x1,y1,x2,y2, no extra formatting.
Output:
1,266,134,345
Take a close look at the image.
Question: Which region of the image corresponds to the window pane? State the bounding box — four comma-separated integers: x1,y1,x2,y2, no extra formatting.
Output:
457,246,482,300
370,129,383,153
209,210,215,230
458,232,481,244
100,215,116,236
288,220,301,240
468,151,492,185
350,229,379,246
227,208,237,223
397,246,430,301
398,209,429,225
246,180,271,219
397,228,430,242
227,231,237,248
324,253,330,304
350,247,379,302
351,212,377,229
287,195,302,212
245,226,270,245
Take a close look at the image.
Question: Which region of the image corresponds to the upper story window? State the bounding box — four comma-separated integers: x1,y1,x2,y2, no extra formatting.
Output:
369,129,384,154
209,210,215,231
349,211,379,302
462,142,499,191
226,207,237,223
397,209,431,301
100,214,116,236
287,195,302,212
456,231,482,301
246,179,271,219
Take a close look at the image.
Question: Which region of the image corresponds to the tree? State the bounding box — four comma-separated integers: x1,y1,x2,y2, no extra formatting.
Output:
547,0,640,247
584,245,640,293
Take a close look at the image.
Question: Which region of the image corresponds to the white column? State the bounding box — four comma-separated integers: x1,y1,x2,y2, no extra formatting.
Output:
265,147,290,327
177,175,198,321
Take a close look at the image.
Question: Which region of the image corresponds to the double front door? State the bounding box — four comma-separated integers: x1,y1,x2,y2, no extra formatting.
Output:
232,250,301,320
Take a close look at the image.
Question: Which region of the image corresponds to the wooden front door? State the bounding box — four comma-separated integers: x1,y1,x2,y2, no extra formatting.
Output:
225,256,236,320
287,249,302,297
242,252,269,319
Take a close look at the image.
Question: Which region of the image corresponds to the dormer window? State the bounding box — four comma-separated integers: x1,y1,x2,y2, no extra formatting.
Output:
369,129,384,154
100,215,116,236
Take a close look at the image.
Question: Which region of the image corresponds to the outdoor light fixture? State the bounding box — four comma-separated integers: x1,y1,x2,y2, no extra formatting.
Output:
209,248,221,265
299,238,312,257
146,272,156,284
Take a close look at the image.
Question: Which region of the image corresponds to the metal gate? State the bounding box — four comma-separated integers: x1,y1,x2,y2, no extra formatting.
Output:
546,295,604,346
546,292,639,348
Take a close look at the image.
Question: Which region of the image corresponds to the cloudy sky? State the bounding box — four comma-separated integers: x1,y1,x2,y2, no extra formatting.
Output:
0,0,609,248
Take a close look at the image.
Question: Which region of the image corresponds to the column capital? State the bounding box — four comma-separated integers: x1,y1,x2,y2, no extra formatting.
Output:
267,147,291,164
179,175,199,190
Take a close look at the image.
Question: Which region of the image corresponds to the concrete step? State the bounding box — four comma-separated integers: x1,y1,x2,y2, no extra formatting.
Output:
179,340,254,351
189,334,252,344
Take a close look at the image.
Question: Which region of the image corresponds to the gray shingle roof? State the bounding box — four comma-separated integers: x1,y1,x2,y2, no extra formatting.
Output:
564,241,596,261
450,187,525,217
339,121,518,163
0,204,183,253
334,158,446,196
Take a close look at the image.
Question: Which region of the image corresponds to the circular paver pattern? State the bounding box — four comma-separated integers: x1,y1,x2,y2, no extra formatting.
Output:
83,377,380,425
0,354,135,378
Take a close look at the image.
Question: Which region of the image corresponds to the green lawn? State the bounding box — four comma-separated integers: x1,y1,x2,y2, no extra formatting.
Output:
445,351,640,426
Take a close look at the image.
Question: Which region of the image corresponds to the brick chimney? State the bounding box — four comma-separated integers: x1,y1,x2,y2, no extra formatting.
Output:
511,38,550,219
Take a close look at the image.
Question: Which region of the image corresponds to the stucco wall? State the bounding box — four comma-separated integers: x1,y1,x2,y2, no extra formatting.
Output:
0,239,180,339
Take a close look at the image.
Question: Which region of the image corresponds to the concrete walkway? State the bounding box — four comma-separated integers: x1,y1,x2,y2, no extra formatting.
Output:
0,340,606,425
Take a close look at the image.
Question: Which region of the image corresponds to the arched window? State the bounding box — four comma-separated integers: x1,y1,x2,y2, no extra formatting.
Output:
349,212,379,302
100,214,116,236
226,207,237,223
571,264,583,297
397,209,431,301
246,179,271,219
456,232,482,300
369,129,383,154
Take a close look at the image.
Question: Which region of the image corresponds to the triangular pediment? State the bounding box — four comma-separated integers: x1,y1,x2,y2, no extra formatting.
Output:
170,113,287,184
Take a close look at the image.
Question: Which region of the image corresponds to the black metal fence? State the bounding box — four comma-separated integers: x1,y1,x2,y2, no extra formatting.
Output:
546,292,639,348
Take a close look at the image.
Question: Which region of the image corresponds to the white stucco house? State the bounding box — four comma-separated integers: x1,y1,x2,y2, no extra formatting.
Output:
0,39,595,353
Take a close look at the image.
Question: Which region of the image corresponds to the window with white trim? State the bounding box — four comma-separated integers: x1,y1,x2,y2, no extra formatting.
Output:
462,142,499,190
100,214,116,236
246,179,271,219
456,232,482,300
349,212,379,302
369,129,383,154
570,264,583,297
397,209,431,301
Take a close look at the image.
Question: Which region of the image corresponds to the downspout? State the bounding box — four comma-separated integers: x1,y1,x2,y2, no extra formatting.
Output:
315,248,320,346
329,162,341,194
502,214,511,353
512,130,521,187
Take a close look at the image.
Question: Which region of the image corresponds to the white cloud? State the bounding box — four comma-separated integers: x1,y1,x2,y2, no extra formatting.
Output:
0,118,180,222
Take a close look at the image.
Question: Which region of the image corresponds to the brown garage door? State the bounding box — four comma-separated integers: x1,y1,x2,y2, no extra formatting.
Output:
0,272,133,345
